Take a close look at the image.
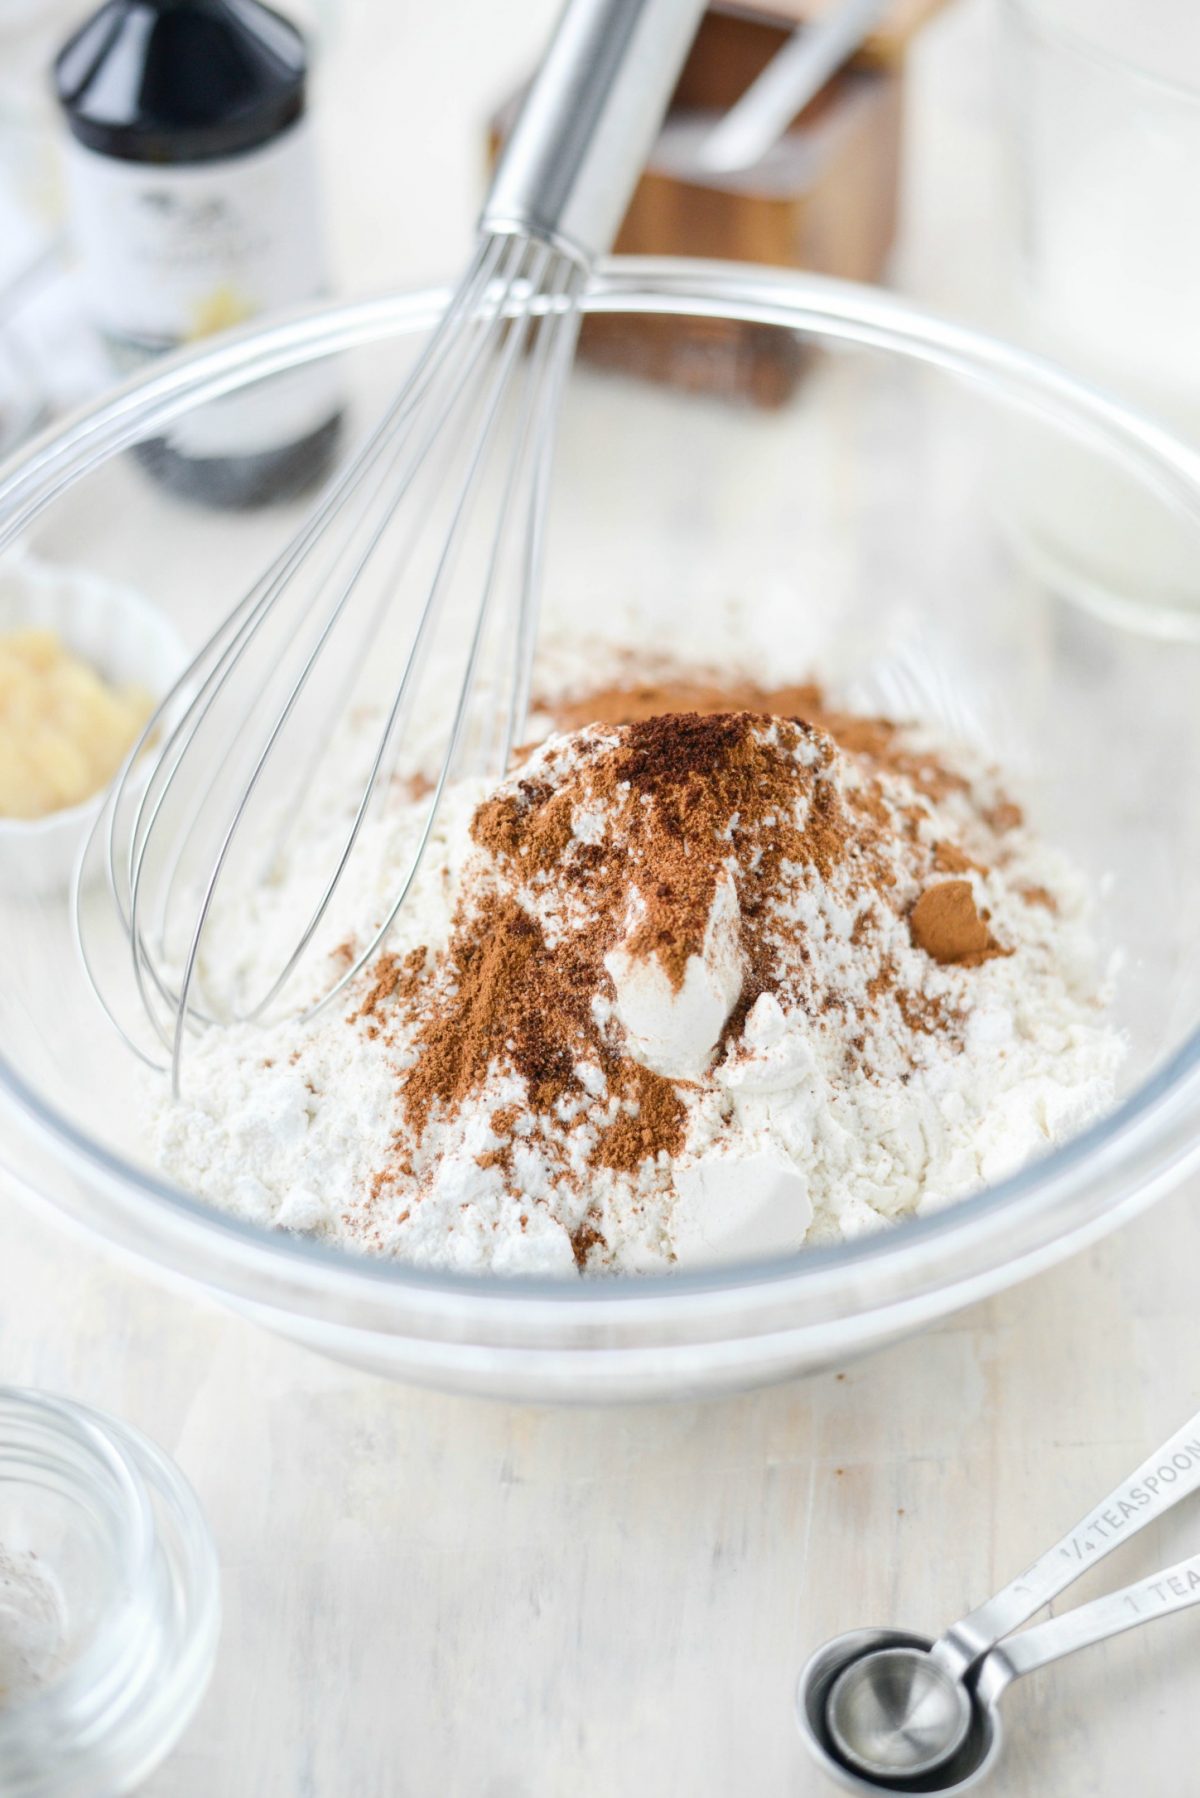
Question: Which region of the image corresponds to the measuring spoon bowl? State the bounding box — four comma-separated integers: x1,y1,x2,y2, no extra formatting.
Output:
827,1643,972,1778
796,1629,1001,1796
798,1547,1200,1793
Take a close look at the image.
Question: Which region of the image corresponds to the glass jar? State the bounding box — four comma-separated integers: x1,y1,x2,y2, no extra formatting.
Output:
1000,0,1200,630
0,1388,220,1796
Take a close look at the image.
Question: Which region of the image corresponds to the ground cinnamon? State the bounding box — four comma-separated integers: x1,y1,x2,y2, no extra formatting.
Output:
544,673,973,807
909,879,1008,966
355,672,1030,1224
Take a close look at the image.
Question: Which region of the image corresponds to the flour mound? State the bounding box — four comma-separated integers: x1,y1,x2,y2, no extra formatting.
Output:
152,667,1123,1274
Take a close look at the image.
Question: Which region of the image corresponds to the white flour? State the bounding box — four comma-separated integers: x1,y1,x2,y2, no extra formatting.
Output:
150,639,1124,1275
0,1546,66,1709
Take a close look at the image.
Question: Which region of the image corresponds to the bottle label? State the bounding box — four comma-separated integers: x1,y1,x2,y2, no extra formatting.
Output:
65,121,327,345
65,122,338,457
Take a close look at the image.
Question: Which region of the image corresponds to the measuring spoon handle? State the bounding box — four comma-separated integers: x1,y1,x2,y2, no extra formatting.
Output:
938,1408,1200,1671
978,1551,1200,1703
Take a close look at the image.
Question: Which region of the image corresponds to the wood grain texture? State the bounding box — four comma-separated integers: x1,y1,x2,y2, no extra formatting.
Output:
3,1185,1199,1796
705,0,953,67
491,9,906,402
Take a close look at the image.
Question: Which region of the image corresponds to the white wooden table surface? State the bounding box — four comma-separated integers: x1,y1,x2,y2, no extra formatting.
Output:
6,2,1200,1793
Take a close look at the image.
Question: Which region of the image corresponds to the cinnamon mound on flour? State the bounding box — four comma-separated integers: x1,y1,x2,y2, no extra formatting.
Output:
154,666,1123,1274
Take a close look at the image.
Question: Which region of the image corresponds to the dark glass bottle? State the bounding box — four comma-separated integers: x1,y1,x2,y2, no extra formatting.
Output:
54,0,341,509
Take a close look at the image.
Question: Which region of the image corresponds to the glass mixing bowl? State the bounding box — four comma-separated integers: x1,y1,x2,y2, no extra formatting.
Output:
1,259,1199,1402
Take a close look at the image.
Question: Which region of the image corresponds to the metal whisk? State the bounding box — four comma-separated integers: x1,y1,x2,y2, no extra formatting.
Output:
74,0,705,1089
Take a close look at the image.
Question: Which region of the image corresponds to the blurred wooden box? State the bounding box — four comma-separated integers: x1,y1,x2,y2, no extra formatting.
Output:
488,0,946,405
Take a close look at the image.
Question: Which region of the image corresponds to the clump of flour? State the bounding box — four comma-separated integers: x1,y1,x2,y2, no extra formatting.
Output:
0,1547,66,1708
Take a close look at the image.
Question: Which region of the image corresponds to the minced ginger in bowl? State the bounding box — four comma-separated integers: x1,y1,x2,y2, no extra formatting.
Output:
0,627,151,822
0,557,185,894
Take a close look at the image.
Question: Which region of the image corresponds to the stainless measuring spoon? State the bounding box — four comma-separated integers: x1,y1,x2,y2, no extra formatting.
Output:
796,1407,1200,1792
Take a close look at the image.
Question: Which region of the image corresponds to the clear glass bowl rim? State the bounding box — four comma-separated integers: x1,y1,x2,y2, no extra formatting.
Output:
2,256,1200,1355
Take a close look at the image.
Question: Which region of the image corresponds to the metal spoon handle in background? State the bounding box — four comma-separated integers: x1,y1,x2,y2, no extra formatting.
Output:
937,1409,1200,1677
698,0,890,174
977,1549,1200,1702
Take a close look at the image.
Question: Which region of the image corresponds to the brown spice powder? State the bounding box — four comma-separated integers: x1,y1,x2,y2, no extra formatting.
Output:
569,1221,606,1271
350,946,427,1024
592,1061,687,1173
400,710,860,1173
545,674,976,813
353,669,1034,1239
401,896,585,1139
933,841,985,877
493,709,869,996
545,674,824,735
909,879,1009,967
401,886,686,1171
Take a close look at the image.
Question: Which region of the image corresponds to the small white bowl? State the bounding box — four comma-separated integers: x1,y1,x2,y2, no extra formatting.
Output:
0,553,187,898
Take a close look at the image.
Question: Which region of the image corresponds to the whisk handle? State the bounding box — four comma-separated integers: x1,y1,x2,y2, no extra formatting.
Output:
481,0,706,265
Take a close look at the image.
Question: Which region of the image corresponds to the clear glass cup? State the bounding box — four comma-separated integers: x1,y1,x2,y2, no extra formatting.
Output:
1000,0,1200,631
0,264,1199,1401
0,1389,220,1796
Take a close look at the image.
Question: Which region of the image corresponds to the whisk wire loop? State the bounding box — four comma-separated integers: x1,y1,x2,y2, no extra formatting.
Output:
212,237,561,1039
74,232,588,1090
294,250,588,1036
110,239,513,1061
69,0,712,1089
158,239,541,1053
